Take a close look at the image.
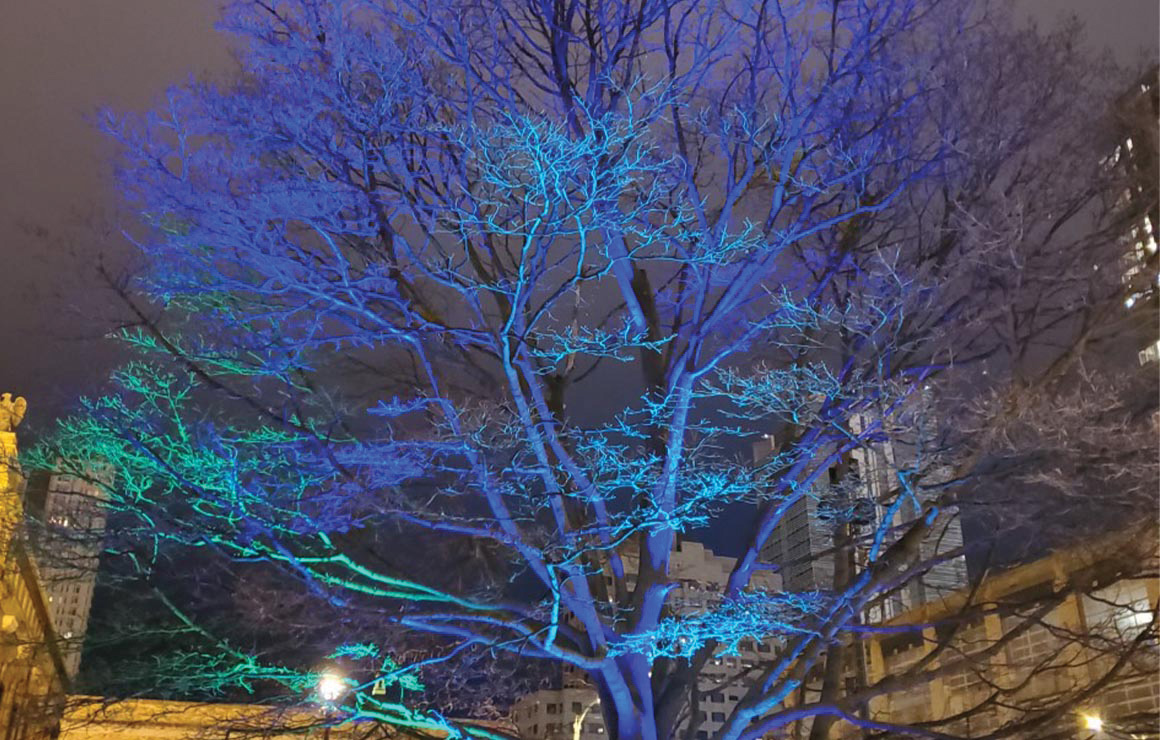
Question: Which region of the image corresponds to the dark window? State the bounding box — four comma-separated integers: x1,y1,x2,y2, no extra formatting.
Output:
547,703,559,715
572,702,583,714
936,616,984,643
881,630,924,656
1002,582,1055,609
712,712,726,722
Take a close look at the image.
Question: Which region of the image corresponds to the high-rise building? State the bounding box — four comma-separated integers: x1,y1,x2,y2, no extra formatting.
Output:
755,414,967,622
25,469,109,679
756,457,836,597
848,413,967,623
1108,66,1159,364
511,540,781,740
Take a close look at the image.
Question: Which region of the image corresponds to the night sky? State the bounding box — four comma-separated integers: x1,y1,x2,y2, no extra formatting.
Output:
1,0,1157,431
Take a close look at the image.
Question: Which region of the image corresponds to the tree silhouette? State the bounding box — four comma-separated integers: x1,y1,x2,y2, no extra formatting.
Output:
33,1,1157,739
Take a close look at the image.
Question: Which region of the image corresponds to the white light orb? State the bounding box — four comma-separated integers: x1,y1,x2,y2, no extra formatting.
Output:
318,671,345,702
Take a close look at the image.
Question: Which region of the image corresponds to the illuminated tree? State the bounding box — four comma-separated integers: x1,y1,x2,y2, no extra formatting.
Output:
34,1,1156,739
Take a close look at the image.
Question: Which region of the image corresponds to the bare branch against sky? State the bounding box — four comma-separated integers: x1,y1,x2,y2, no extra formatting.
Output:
0,0,1155,423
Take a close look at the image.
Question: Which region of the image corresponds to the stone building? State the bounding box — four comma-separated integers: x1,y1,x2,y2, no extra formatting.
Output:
839,527,1159,739
59,696,513,739
0,396,69,739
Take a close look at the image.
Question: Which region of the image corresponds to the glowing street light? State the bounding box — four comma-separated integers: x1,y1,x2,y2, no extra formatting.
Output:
318,670,346,703
1079,711,1147,740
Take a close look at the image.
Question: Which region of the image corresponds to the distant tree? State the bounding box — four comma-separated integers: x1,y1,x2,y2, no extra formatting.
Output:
33,1,1156,739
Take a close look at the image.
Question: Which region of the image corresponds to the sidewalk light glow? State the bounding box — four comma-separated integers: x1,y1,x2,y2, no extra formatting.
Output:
1082,714,1103,732
318,671,345,702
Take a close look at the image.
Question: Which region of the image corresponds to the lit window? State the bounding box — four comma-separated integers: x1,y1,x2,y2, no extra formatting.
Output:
1114,599,1154,632
1139,340,1160,365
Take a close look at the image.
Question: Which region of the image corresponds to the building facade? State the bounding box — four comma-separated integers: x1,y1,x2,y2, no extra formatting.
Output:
59,696,513,740
0,396,70,739
512,687,604,740
24,471,109,680
755,413,967,621
1109,66,1159,364
845,527,1159,739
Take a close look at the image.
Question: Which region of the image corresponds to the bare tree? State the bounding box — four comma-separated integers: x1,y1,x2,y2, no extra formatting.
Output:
29,1,1156,739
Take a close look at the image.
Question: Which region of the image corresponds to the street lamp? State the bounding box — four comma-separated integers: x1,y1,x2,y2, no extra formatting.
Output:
1084,714,1104,733
318,670,345,703
1080,711,1146,740
317,670,347,740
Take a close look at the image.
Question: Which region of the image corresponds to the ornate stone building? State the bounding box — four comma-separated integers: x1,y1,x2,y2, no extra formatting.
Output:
0,395,69,738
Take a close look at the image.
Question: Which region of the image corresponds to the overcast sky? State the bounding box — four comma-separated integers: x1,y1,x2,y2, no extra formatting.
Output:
0,0,1157,430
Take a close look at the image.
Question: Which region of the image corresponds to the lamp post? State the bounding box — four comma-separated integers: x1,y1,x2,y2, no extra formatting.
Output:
318,670,346,739
1083,714,1105,733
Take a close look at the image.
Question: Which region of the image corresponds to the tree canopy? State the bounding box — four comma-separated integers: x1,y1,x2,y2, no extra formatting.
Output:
34,1,1157,739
